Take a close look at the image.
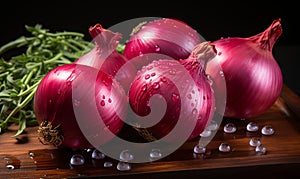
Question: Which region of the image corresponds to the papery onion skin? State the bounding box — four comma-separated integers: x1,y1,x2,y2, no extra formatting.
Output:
129,42,216,141
74,23,137,92
123,18,201,63
34,64,126,149
207,18,283,119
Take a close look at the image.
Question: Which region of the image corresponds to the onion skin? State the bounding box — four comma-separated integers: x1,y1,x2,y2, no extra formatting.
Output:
123,18,201,63
207,18,283,119
74,23,137,92
34,64,126,149
129,42,216,141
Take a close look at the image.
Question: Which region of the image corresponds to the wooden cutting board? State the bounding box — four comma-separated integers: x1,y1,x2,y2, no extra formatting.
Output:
1,84,300,178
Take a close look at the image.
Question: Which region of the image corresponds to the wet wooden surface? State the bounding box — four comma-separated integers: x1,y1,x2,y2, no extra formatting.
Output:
1,84,300,178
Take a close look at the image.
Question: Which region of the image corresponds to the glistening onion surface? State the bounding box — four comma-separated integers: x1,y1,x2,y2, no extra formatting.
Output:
207,18,283,119
34,64,127,149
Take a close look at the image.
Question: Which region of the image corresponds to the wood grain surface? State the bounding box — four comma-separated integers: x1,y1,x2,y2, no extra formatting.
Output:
1,84,300,179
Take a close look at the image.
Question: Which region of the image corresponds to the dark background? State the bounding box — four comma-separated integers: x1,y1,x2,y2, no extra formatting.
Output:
1,0,299,96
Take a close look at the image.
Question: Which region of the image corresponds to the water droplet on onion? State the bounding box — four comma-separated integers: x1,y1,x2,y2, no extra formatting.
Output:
145,74,150,80
152,82,160,89
100,100,105,106
155,45,161,52
168,69,176,75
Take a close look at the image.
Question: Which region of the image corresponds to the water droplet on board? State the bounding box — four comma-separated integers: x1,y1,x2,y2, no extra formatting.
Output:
199,129,212,137
70,154,85,165
193,144,206,154
223,123,237,133
119,150,134,162
116,162,131,171
6,165,15,170
103,161,113,168
261,125,274,135
149,149,162,161
249,137,261,147
91,149,105,160
206,120,218,131
255,145,267,155
218,143,231,153
246,122,259,132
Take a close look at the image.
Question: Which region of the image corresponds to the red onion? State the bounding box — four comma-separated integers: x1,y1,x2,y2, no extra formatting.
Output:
128,42,216,141
207,18,283,119
34,64,127,149
74,23,137,92
123,18,202,67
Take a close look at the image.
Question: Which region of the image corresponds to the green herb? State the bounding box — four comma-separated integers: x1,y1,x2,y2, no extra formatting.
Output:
0,24,93,137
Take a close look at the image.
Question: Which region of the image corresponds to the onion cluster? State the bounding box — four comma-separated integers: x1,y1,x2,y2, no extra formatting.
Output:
34,17,283,150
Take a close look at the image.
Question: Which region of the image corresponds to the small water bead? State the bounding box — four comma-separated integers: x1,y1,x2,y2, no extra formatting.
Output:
103,161,113,168
223,123,237,133
160,77,167,82
154,45,161,52
100,100,105,106
206,120,218,131
145,74,150,80
70,154,85,165
73,99,80,107
149,149,162,161
219,70,224,77
249,137,261,147
171,93,179,102
151,72,156,76
119,150,134,162
141,84,147,92
116,161,131,171
193,144,206,154
218,143,231,153
255,145,267,155
169,69,176,75
246,121,259,132
6,165,15,170
199,129,212,137
152,82,160,89
261,125,275,136
192,108,198,115
92,149,106,160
